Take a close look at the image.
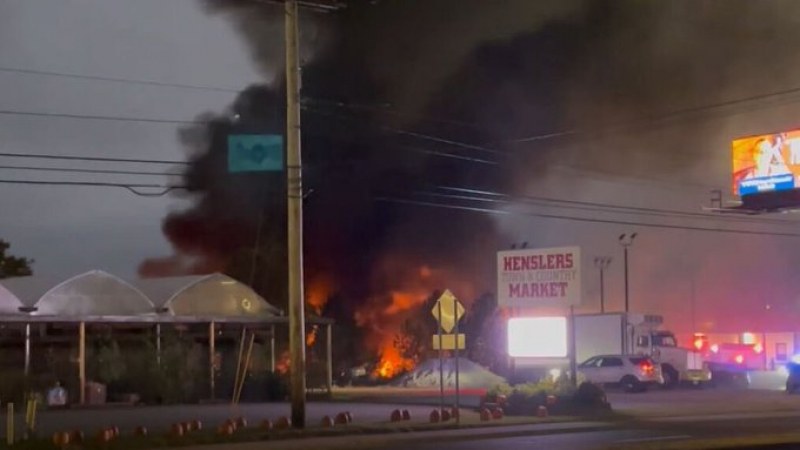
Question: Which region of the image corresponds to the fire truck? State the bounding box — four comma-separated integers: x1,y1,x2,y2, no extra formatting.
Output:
693,332,795,374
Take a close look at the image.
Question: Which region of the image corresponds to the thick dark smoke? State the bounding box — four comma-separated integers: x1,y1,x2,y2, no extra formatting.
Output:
145,1,800,342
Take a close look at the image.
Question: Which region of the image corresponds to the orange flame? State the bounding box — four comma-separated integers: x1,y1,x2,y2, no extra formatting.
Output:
275,350,290,375
355,257,476,379
375,344,415,378
306,325,318,347
307,275,333,315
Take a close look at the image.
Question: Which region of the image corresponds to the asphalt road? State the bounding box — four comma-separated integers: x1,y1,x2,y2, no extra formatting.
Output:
14,387,800,448
169,413,800,450
253,412,800,450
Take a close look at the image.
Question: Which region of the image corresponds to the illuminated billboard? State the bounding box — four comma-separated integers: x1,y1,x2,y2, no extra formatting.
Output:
507,317,568,358
732,130,800,196
497,246,581,308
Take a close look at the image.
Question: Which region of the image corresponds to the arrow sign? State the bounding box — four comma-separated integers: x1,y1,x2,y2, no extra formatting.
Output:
431,289,465,333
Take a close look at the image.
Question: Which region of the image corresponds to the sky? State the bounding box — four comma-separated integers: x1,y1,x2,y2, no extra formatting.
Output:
4,0,800,341
0,0,262,277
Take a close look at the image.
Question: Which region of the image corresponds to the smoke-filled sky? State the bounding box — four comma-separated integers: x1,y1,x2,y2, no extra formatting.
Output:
4,0,800,338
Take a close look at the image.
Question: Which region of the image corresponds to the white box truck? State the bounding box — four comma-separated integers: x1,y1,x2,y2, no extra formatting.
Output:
575,313,711,386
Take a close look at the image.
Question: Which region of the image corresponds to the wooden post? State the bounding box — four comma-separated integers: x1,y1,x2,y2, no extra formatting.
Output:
155,323,162,367
326,323,333,394
209,321,216,400
270,325,276,372
24,323,31,376
78,322,86,405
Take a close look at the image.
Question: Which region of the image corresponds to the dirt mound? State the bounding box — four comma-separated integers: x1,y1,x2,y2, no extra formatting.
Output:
392,357,505,389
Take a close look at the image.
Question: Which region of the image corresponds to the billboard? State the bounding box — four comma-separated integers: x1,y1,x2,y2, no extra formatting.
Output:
732,130,800,196
507,317,567,358
497,246,581,308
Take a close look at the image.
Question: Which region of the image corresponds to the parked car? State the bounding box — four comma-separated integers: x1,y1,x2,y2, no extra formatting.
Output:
785,361,800,393
578,354,664,392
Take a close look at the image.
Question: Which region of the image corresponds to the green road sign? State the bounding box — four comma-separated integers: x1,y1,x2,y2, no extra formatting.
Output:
227,134,284,172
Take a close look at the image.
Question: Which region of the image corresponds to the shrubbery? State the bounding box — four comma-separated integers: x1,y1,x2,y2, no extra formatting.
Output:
487,378,611,416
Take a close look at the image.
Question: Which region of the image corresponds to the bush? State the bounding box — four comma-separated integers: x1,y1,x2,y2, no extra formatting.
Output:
486,382,512,401
501,378,610,416
87,337,127,386
573,382,608,407
240,371,288,402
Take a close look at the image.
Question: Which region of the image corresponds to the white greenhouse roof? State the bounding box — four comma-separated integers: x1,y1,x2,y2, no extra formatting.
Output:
0,282,24,314
131,273,282,318
0,271,309,324
14,270,154,316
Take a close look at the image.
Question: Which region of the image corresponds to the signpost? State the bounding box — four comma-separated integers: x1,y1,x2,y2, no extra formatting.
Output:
431,289,465,425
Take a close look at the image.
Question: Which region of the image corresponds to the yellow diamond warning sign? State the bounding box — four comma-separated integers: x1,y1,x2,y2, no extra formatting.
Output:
431,289,465,333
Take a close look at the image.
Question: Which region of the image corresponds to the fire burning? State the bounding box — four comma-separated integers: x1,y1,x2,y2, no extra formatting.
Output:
355,259,475,379
275,350,290,375
307,274,334,315
375,344,415,378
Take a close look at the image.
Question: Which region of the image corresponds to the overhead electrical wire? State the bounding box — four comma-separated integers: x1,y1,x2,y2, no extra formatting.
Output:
302,97,486,130
0,165,182,177
0,66,241,93
504,82,800,145
0,108,204,125
426,187,800,226
0,179,184,197
301,106,503,155
0,151,188,165
376,196,800,239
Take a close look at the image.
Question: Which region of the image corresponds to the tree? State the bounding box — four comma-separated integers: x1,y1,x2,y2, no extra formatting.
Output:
0,240,33,278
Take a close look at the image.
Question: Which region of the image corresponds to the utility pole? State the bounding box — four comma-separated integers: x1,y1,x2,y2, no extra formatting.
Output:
284,0,306,429
281,0,342,429
618,233,637,313
593,257,612,313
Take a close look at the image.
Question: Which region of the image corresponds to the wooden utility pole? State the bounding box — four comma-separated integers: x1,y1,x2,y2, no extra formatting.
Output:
284,0,306,429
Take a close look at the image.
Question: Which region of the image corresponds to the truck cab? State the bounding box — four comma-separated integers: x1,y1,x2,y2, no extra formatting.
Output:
631,317,711,386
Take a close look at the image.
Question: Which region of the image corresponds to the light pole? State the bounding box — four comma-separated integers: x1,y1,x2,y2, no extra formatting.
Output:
593,256,612,313
618,233,637,313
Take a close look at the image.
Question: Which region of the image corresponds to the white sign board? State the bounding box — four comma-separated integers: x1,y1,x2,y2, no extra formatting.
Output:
497,246,581,308
507,317,567,358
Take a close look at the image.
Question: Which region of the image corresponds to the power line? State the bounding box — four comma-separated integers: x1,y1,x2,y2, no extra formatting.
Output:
504,82,800,145
395,145,499,166
376,196,800,238
0,165,182,177
303,97,487,130
0,108,204,125
0,179,184,196
0,66,241,93
429,187,800,226
301,106,504,156
0,151,188,165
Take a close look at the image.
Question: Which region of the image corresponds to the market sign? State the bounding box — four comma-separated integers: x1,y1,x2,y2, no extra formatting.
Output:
496,246,581,308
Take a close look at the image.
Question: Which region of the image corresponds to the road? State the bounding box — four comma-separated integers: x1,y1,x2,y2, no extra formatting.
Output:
606,386,800,417
174,412,800,450
14,387,800,448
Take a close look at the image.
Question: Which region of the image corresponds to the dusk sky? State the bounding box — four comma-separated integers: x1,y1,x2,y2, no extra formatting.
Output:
4,0,800,337
0,0,262,277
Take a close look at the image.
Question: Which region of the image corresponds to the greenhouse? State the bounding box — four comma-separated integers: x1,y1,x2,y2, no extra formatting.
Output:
0,270,333,405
